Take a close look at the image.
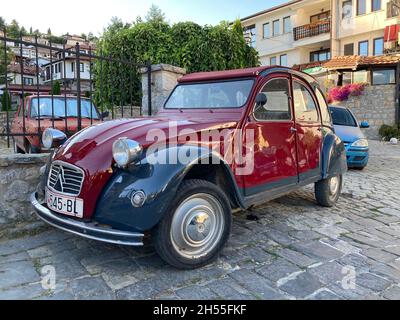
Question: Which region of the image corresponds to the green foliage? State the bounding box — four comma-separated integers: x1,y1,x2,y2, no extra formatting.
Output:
0,43,13,85
1,90,11,111
51,81,61,95
94,14,259,108
379,124,400,141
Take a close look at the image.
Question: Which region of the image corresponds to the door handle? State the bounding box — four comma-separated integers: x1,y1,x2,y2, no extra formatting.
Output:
290,127,297,133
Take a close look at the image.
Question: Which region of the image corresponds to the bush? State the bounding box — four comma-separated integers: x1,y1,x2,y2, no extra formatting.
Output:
328,83,367,102
379,124,400,141
1,90,11,111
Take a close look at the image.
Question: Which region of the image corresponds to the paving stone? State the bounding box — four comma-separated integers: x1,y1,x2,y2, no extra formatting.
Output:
207,278,255,300
362,248,398,263
0,283,45,300
229,270,283,300
308,289,341,300
288,230,323,241
291,241,344,261
263,227,297,246
383,285,400,300
0,260,40,290
356,273,392,292
116,277,171,300
256,258,301,283
369,264,400,282
275,248,317,268
308,261,346,285
0,252,30,265
69,277,114,300
279,272,324,299
176,285,218,300
383,246,400,256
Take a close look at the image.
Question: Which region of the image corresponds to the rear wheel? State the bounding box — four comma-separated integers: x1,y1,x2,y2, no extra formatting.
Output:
13,138,24,154
152,179,232,269
315,174,343,207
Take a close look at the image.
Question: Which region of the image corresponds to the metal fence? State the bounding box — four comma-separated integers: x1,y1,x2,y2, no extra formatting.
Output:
0,31,151,152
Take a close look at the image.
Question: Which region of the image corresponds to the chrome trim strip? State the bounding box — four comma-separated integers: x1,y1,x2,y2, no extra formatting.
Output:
31,193,144,246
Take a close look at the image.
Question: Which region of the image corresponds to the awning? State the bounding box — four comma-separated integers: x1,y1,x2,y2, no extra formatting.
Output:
384,24,400,42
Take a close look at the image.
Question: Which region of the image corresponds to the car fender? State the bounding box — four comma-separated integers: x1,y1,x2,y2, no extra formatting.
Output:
321,131,348,179
94,145,243,232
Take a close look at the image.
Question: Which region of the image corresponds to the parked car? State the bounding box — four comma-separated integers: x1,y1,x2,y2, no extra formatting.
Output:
11,95,107,154
329,105,370,170
31,67,347,269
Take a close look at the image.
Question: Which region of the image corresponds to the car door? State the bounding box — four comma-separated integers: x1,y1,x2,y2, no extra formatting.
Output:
243,75,298,197
292,78,323,183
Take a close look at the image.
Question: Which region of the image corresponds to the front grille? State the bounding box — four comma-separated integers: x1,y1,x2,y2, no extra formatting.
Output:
48,161,84,196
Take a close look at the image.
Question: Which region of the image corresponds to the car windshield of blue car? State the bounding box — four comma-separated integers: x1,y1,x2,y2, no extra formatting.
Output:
30,98,100,120
330,107,357,127
165,80,254,109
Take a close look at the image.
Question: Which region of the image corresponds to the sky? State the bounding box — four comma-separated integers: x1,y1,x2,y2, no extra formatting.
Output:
1,0,286,36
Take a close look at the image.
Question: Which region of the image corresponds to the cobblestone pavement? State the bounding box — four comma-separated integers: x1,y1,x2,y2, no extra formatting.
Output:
1,141,400,300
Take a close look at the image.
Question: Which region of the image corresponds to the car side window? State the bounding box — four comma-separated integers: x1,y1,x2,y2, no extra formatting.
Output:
253,78,291,121
293,81,319,123
315,88,332,126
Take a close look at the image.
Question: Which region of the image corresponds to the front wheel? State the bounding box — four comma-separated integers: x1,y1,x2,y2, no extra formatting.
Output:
152,179,232,269
315,174,343,207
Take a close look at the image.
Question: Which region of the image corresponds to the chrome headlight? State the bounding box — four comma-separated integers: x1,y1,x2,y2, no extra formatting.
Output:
112,138,143,168
42,128,67,149
351,138,369,148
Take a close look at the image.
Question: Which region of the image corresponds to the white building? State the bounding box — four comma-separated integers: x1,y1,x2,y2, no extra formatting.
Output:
241,0,400,67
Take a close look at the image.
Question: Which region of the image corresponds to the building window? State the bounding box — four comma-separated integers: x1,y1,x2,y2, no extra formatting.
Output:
23,77,33,86
283,17,291,34
273,20,280,36
263,23,270,38
357,0,366,15
310,49,331,62
244,25,256,47
373,37,384,56
372,69,396,85
310,11,331,23
342,0,353,19
80,63,84,72
358,40,369,56
387,0,400,18
280,54,288,66
371,0,381,11
344,43,354,55
71,62,75,73
270,56,277,65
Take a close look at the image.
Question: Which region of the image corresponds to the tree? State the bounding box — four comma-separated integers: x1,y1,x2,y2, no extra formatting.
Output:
145,4,166,24
51,81,61,95
47,28,52,35
0,43,12,85
7,20,20,39
0,17,5,30
1,90,11,112
94,17,259,108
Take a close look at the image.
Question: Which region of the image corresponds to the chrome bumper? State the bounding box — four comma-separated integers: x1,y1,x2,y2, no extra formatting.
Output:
30,192,144,246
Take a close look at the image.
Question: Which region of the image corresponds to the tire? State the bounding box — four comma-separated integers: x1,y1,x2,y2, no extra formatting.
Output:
152,179,232,270
13,138,24,154
315,174,343,208
353,166,366,171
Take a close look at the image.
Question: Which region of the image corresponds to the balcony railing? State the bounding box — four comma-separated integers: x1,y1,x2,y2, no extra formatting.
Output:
293,20,331,41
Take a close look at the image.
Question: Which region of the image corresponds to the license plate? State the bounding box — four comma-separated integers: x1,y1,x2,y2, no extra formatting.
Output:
45,188,84,218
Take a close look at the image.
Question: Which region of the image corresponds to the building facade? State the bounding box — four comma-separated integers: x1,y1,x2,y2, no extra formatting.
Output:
241,0,400,67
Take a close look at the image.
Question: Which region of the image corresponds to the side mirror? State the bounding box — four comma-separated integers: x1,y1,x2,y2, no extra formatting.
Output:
360,121,370,129
255,93,267,107
101,111,110,120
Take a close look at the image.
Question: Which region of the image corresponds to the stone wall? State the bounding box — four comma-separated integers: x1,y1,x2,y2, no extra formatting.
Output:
141,64,186,116
0,154,48,231
0,111,15,145
111,106,141,119
331,85,397,140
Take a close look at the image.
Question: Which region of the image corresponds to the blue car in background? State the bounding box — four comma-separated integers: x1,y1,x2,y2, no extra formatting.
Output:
329,106,370,170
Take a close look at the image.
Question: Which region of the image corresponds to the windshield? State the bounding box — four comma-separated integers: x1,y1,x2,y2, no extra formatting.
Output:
330,107,357,127
30,98,100,119
165,80,254,109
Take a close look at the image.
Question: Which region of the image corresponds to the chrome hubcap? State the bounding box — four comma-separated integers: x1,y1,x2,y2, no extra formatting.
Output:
329,176,340,196
170,194,224,260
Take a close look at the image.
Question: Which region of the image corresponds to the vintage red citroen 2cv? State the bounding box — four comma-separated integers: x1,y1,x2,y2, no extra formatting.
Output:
31,66,347,269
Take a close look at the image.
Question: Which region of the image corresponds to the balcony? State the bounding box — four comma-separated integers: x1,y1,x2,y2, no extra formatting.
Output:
293,20,331,41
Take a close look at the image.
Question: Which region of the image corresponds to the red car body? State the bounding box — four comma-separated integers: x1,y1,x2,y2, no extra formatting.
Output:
11,95,101,153
31,66,347,269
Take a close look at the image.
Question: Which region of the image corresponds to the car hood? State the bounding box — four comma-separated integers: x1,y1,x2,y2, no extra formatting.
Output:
334,124,365,143
54,115,239,173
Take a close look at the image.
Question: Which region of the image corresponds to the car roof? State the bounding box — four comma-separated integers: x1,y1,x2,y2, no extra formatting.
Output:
178,66,318,85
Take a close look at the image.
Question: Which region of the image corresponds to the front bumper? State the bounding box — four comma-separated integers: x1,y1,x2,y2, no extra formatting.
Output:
30,192,144,246
345,147,369,168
